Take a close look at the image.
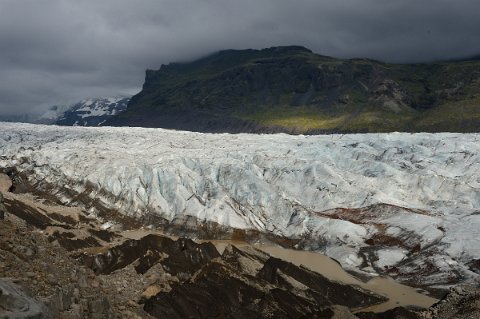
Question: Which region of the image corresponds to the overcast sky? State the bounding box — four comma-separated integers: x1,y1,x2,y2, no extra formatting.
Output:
1,0,480,116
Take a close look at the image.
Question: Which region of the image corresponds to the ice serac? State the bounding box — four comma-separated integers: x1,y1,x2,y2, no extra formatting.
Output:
0,122,479,290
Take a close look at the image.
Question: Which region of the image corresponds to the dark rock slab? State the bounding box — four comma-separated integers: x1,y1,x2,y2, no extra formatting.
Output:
356,307,422,319
143,245,388,319
48,230,101,251
76,234,220,275
3,198,56,229
0,279,49,318
0,192,6,219
257,256,386,309
87,229,118,243
144,261,335,319
467,259,480,274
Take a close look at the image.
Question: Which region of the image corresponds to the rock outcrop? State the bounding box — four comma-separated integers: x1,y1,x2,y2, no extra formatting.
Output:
0,279,49,319
142,244,386,319
0,192,6,219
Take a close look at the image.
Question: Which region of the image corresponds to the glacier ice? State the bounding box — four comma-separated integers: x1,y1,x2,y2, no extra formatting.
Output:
1,122,479,284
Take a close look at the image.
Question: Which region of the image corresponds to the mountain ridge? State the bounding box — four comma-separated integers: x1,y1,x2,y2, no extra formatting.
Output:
38,96,130,126
106,45,480,133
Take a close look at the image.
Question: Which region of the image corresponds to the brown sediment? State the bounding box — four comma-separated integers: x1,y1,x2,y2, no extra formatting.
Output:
315,203,434,225
0,172,12,192
204,239,438,313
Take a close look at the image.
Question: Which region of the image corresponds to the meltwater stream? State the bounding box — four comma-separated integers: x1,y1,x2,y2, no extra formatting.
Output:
210,241,437,313
122,230,437,313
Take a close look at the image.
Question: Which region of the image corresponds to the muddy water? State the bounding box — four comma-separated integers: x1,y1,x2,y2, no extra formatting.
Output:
356,277,436,313
0,173,12,192
208,241,437,313
121,231,438,313
122,229,178,240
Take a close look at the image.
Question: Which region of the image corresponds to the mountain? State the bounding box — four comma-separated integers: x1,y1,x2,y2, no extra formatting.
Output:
39,96,130,126
106,45,480,133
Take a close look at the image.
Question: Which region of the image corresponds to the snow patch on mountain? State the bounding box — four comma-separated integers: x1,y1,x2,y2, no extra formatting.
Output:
38,96,130,126
0,122,479,287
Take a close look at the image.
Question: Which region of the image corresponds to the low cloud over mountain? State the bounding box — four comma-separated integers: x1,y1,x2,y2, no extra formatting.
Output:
1,0,480,116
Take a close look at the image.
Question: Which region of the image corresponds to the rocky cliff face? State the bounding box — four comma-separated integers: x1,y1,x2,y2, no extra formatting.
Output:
107,46,480,133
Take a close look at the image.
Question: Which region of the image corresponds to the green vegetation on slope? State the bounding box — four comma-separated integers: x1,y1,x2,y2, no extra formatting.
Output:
107,46,480,133
236,106,349,132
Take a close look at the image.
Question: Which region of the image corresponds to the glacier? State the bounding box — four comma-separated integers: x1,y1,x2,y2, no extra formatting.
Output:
1,122,479,288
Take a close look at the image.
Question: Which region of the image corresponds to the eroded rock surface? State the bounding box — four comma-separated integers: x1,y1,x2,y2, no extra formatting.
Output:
72,234,387,318
427,285,480,319
142,245,385,319
0,279,48,319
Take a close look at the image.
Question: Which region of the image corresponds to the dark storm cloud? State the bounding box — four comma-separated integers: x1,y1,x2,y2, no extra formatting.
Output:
1,0,480,116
